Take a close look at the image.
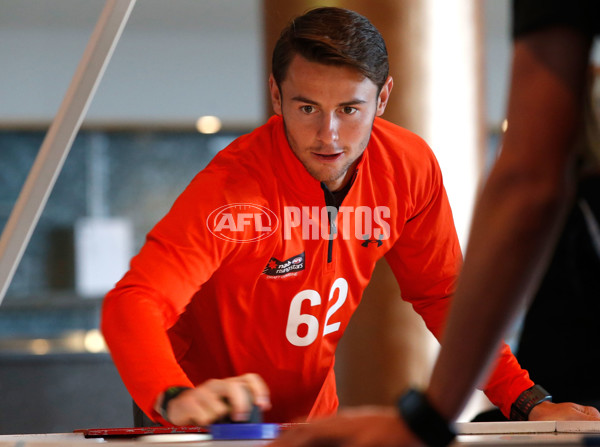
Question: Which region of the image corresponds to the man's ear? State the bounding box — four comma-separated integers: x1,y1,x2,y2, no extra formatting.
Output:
376,76,393,116
269,74,282,115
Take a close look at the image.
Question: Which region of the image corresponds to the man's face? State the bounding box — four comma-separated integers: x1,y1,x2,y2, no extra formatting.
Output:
269,55,393,192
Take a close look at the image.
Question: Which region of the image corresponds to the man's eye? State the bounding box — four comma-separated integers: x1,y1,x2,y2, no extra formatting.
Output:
301,105,315,114
342,107,357,115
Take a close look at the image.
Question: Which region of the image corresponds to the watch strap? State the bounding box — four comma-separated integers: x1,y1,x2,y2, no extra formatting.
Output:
509,384,552,421
159,386,193,421
397,388,455,447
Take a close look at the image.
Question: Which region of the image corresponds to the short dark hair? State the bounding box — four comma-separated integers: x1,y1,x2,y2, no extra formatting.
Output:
272,7,389,90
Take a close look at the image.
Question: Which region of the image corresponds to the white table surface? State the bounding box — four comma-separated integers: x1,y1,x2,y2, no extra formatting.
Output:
2,422,600,446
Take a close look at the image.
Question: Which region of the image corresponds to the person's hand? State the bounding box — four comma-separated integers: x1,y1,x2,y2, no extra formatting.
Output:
529,401,600,421
269,406,425,447
156,373,271,426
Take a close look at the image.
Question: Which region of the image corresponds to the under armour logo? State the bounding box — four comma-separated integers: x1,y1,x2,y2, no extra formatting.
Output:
361,234,383,248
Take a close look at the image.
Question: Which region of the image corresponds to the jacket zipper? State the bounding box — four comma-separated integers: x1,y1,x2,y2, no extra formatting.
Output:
321,183,338,264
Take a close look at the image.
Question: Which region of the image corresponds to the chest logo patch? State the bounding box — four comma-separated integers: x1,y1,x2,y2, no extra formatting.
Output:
361,234,384,248
263,252,305,277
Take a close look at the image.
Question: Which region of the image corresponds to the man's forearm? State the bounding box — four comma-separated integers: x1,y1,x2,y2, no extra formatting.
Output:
424,27,591,421
427,166,572,420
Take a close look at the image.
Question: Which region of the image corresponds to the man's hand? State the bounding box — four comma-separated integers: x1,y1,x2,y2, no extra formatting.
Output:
156,373,271,426
269,406,425,447
529,401,600,421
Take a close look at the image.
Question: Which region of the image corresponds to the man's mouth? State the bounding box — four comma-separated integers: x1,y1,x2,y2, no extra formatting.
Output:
313,152,343,162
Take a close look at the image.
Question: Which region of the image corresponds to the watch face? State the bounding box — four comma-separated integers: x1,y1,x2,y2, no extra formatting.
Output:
529,388,547,401
166,386,185,397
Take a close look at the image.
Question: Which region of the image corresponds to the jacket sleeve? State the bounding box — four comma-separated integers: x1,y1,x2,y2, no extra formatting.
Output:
385,152,533,419
101,169,236,423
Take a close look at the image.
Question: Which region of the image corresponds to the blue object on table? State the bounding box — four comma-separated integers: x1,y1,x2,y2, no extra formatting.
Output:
210,423,280,440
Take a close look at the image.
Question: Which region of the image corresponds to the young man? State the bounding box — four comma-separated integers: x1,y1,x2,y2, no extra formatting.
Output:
271,2,600,447
102,6,595,430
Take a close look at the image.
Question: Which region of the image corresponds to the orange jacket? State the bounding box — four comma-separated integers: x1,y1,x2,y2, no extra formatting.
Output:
102,115,533,423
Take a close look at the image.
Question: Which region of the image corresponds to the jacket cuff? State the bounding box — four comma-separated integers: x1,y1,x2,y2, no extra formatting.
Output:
480,343,535,418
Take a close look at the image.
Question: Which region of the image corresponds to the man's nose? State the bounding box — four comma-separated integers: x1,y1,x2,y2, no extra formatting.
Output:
317,113,339,144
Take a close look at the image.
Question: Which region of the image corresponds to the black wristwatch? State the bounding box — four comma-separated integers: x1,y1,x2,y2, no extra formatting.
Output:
397,388,456,447
510,384,552,421
159,386,192,420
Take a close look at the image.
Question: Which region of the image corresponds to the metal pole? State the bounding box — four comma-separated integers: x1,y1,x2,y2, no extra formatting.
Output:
0,0,137,304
